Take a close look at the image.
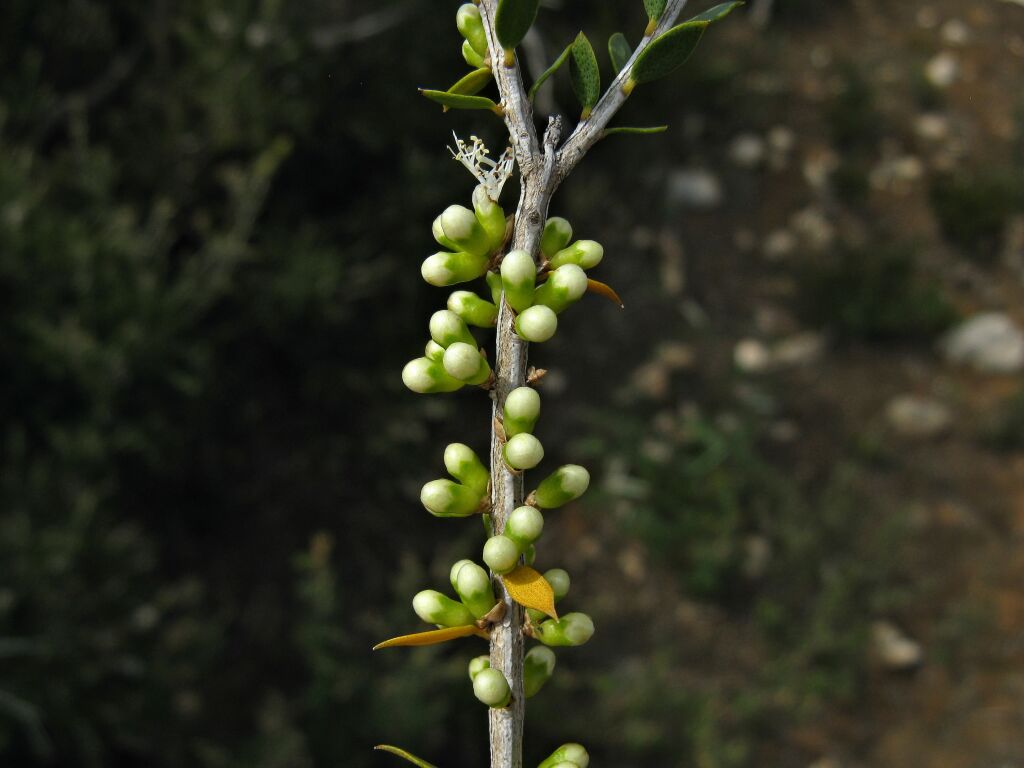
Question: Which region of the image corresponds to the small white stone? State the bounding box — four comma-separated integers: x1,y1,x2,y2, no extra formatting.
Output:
729,133,765,169
942,313,1024,373
872,621,924,670
666,168,723,209
734,338,772,373
925,52,959,89
886,395,953,439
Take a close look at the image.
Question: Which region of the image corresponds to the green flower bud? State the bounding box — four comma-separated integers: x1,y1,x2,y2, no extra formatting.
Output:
412,589,476,627
486,270,504,305
524,645,556,698
425,340,446,362
538,744,590,768
448,290,498,328
472,667,511,708
402,357,465,394
534,464,590,508
535,613,595,647
468,654,491,681
443,443,490,495
449,559,474,591
440,205,492,257
549,239,604,270
421,250,489,287
483,534,520,575
432,215,459,251
501,250,536,312
455,560,497,619
429,310,476,348
534,264,588,314
544,568,571,601
523,542,536,566
420,479,483,517
443,341,491,385
515,305,558,343
463,39,486,68
503,386,541,437
541,217,573,260
456,3,488,59
473,184,507,254
506,505,544,547
503,432,544,470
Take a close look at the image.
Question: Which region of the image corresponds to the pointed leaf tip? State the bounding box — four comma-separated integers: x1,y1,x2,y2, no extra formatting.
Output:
373,624,487,650
587,278,625,308
502,565,558,619
374,745,439,768
690,1,745,23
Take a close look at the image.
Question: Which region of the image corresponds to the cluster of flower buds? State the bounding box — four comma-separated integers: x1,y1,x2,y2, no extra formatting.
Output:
420,443,489,517
412,559,498,630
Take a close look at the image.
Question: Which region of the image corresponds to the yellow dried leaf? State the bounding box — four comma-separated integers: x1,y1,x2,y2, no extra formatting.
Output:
373,624,488,650
587,278,625,308
502,565,558,620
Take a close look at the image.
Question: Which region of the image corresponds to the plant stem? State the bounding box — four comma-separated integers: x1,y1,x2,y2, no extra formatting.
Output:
476,2,694,765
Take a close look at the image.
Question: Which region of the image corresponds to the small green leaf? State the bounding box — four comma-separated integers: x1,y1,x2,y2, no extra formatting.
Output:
602,125,668,138
419,89,502,114
644,0,668,23
629,20,708,85
528,41,572,102
569,32,600,118
689,1,745,23
374,745,439,768
608,32,632,73
495,0,541,50
447,67,493,97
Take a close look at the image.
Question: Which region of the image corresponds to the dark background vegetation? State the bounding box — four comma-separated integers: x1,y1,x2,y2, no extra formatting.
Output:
2,1,1024,767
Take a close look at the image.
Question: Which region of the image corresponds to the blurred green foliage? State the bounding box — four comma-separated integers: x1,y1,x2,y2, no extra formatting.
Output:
929,169,1024,261
796,244,958,342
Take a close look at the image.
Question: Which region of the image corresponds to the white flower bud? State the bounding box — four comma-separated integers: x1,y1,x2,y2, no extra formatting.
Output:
482,534,520,574
443,341,491,385
538,744,590,768
550,239,604,270
425,340,445,362
541,217,573,260
402,357,464,394
503,386,540,437
448,290,498,328
524,645,556,698
420,479,483,517
468,654,490,681
543,568,571,601
472,667,511,708
535,612,594,647
443,443,489,495
440,204,491,257
534,464,590,508
500,250,536,312
506,505,544,546
412,589,475,627
421,250,489,287
503,433,544,470
455,561,496,619
429,310,475,348
534,264,588,314
449,559,474,591
514,305,558,343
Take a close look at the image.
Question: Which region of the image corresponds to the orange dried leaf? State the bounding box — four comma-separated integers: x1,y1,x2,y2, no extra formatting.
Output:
587,278,624,308
373,624,487,650
502,565,558,620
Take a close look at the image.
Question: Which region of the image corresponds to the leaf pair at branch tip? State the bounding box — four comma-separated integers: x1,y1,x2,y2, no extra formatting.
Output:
374,745,439,768
630,1,745,88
